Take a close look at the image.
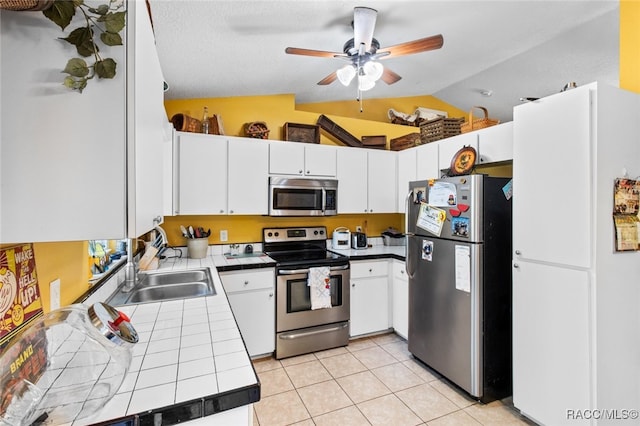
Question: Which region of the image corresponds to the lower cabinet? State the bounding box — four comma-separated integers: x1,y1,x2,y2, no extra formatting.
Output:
391,260,408,339
219,269,275,357
349,260,389,337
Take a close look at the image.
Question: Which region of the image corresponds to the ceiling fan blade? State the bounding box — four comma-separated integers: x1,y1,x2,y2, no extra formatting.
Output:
353,7,377,52
378,34,444,59
317,72,338,85
380,67,402,85
285,47,345,58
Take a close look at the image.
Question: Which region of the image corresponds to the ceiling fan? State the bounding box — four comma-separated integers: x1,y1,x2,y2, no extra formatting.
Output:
285,6,444,92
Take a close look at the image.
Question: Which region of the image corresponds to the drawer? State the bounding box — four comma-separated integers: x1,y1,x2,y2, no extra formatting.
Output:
350,260,388,279
392,260,407,281
220,268,274,293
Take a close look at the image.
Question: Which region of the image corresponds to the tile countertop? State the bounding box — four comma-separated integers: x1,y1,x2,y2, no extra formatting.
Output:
79,239,405,425
81,256,262,426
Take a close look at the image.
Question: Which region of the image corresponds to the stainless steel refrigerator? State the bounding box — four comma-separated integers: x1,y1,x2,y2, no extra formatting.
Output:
406,174,512,402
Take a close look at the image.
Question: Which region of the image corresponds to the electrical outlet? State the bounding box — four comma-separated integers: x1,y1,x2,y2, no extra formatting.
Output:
50,279,61,311
220,229,228,242
356,226,363,232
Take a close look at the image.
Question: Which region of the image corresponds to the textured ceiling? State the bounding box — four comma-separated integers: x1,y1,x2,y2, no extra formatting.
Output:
149,0,619,123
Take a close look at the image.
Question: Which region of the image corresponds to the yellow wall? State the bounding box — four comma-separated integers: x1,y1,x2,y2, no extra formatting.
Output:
297,95,467,123
161,214,403,247
0,241,89,313
164,93,465,149
620,0,640,93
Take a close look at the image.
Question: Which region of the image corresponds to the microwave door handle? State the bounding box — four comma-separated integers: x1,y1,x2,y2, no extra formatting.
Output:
321,188,326,213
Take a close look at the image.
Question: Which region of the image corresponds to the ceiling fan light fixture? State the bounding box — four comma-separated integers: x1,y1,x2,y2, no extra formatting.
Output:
358,73,376,91
337,64,356,86
363,60,383,81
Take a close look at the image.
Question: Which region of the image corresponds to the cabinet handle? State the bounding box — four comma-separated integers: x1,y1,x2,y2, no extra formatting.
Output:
244,280,249,285
269,293,273,298
153,216,162,225
364,209,368,213
400,270,405,274
306,170,310,174
299,169,303,174
513,263,519,268
368,268,372,273
219,209,224,214
515,250,521,255
352,283,355,287
229,210,234,214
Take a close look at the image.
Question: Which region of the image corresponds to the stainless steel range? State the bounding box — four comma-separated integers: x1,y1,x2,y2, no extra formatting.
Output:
263,226,350,359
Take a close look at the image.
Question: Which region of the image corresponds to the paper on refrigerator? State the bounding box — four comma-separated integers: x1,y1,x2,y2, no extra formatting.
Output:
455,245,471,293
416,203,446,236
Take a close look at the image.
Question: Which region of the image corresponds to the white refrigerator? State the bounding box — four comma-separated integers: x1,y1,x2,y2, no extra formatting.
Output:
512,82,640,425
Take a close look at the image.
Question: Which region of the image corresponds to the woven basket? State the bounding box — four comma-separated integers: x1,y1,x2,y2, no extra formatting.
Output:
420,117,464,144
171,114,202,133
460,106,499,133
0,0,53,10
244,121,270,139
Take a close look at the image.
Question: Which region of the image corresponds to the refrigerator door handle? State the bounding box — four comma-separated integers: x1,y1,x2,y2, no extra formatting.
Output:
405,189,414,277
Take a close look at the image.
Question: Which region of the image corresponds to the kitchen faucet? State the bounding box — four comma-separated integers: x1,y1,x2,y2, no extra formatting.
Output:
122,227,168,292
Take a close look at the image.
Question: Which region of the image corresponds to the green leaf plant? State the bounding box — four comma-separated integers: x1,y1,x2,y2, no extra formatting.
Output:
43,0,126,93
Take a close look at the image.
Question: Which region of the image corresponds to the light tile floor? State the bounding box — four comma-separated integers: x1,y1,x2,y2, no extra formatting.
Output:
251,333,538,426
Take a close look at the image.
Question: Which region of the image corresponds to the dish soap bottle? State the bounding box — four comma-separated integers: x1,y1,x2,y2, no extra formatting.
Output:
0,303,138,425
202,106,210,134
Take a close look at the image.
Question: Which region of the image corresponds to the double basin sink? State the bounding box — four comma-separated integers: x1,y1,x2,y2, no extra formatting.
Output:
107,268,216,306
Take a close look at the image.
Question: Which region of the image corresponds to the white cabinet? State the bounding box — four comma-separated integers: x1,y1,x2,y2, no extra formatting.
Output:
476,122,513,164
175,133,227,215
269,142,336,177
512,83,640,425
367,150,397,213
437,132,478,174
336,148,367,213
391,260,408,339
220,269,275,357
174,134,268,216
0,2,165,242
414,142,440,181
396,149,416,212
336,148,396,214
349,260,389,337
227,137,269,215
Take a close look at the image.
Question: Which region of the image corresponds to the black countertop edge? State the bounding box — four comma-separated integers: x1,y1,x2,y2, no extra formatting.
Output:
215,261,277,272
349,253,406,262
90,382,260,426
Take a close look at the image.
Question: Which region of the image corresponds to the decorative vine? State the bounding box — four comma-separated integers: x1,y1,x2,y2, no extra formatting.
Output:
42,0,126,92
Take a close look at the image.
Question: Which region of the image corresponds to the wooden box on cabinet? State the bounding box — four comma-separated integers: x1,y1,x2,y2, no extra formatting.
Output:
283,122,320,144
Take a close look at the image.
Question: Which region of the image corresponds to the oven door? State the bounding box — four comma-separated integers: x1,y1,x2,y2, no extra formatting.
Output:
276,264,350,332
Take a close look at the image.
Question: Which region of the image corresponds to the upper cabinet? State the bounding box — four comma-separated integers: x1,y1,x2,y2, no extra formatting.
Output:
476,122,513,165
0,2,167,242
174,134,269,216
336,147,396,214
269,143,336,177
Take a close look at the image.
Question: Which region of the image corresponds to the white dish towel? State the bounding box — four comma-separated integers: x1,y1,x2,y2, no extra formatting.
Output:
308,266,332,310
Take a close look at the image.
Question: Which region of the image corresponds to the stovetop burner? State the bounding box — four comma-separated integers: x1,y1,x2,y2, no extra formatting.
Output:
263,226,348,268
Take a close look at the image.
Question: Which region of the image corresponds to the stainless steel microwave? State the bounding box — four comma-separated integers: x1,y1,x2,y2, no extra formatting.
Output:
269,176,337,216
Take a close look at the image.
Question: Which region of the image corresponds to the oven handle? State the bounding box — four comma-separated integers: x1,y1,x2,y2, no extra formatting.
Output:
278,264,349,275
278,322,349,340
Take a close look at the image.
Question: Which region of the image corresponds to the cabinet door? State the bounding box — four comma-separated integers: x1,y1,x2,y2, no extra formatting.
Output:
415,142,439,181
350,276,389,337
513,87,591,268
437,132,478,174
0,7,127,242
269,142,304,175
513,261,590,425
367,150,396,213
304,145,337,177
228,138,269,215
336,147,368,214
176,133,227,215
476,122,513,165
392,260,408,339
397,149,416,212
227,289,275,357
128,1,166,236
